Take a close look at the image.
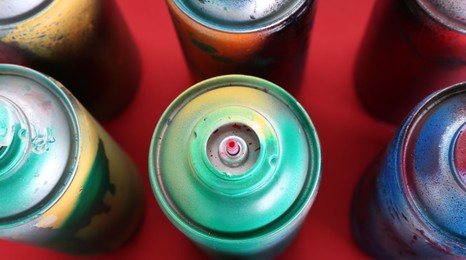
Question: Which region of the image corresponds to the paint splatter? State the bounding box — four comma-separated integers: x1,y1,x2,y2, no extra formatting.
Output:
437,56,466,71
191,38,217,53
211,55,233,64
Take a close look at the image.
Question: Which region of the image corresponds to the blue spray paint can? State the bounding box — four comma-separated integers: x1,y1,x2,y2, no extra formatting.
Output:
351,82,466,258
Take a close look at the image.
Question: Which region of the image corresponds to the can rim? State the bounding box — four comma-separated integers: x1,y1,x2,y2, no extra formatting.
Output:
416,0,466,34
148,74,321,241
0,0,54,28
171,0,311,33
400,81,466,243
0,64,79,227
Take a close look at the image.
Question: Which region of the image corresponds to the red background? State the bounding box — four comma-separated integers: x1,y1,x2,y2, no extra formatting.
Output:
0,0,397,259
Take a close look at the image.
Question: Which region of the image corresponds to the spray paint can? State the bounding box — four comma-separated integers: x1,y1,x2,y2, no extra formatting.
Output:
351,82,466,258
355,0,466,124
166,0,317,95
0,0,141,119
149,75,321,259
0,64,144,255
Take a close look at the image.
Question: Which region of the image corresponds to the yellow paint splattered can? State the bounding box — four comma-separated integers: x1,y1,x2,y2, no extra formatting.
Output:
0,64,144,255
0,0,141,119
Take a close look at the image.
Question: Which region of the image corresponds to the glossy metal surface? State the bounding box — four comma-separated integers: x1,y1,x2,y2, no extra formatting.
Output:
417,0,466,32
0,0,53,25
173,0,307,32
0,64,75,223
149,75,321,259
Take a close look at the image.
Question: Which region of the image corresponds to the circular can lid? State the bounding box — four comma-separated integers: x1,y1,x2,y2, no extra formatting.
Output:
0,64,77,225
0,0,53,25
149,75,321,237
173,0,309,32
402,82,466,242
417,0,466,33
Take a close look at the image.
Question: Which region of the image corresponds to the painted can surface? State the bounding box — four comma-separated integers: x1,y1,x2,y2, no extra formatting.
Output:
355,0,466,124
0,65,144,255
149,75,321,259
351,82,466,258
0,0,141,119
166,0,317,95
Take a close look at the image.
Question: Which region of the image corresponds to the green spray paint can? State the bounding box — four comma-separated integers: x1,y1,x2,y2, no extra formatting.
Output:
0,64,144,255
149,75,321,259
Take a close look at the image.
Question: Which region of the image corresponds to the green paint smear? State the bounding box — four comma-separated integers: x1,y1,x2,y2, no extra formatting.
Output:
64,138,115,230
44,138,116,254
191,38,217,54
254,57,275,68
211,55,233,64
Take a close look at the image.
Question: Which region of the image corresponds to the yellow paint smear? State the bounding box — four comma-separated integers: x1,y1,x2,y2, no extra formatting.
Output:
35,102,98,229
2,0,100,60
35,99,143,248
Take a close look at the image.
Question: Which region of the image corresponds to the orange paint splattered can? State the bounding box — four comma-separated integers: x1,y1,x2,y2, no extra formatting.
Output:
167,0,317,95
